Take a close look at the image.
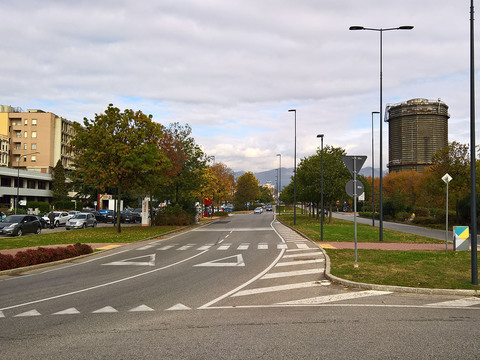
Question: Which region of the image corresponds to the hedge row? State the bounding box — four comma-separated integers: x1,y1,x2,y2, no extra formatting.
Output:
0,243,93,271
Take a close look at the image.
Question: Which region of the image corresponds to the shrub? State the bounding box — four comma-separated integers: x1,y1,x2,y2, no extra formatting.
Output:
415,207,430,217
0,243,93,271
412,216,437,225
213,211,229,217
27,201,51,214
152,204,194,226
395,211,411,222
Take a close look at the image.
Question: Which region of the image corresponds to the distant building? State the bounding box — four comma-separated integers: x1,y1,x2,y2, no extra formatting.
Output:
386,98,449,173
0,106,76,174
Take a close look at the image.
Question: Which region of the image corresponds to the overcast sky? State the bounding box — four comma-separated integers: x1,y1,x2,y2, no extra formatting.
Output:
0,1,477,173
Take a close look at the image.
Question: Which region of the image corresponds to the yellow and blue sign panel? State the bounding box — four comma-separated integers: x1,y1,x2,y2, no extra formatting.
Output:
454,226,470,251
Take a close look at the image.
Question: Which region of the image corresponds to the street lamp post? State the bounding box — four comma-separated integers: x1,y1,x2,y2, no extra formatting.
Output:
288,109,297,225
15,151,40,214
371,111,379,227
317,134,324,241
276,153,281,216
349,25,414,242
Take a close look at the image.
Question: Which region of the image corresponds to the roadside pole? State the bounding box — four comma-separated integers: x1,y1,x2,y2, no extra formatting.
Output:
442,173,452,251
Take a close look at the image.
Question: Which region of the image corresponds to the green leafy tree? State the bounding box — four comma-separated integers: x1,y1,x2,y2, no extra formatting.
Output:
234,172,261,210
52,160,69,202
71,104,170,233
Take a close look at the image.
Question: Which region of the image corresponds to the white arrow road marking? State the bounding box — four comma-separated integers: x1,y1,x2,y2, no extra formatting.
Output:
129,305,155,312
103,254,155,266
15,309,41,317
53,308,80,315
0,311,4,318
261,268,321,279
92,306,118,313
232,282,323,297
194,254,245,267
278,290,393,305
426,297,480,307
166,303,191,311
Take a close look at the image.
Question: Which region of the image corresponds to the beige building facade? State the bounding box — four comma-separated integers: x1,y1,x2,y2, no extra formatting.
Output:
0,106,75,174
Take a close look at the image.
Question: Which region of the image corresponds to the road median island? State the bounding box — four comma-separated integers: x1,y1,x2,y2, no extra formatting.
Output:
277,214,480,293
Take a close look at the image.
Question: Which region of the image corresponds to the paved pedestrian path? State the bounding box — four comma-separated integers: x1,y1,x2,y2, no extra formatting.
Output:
319,242,453,251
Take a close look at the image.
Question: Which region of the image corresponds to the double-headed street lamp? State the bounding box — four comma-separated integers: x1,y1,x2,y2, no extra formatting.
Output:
15,151,40,214
349,25,414,242
288,109,297,225
317,134,324,241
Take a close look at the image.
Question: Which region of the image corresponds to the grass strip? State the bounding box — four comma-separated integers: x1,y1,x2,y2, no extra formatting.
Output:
327,249,479,290
279,214,443,244
0,225,181,251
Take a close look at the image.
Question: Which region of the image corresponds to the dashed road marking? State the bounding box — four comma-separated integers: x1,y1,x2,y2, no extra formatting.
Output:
92,306,118,313
426,297,480,307
232,281,324,297
261,268,322,279
275,259,324,267
278,290,393,305
53,308,80,315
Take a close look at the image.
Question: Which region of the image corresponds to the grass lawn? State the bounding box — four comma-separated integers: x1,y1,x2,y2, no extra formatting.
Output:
279,214,444,244
0,225,182,251
327,249,479,290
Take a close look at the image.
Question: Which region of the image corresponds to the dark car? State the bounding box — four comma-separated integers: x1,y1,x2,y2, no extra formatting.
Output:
35,215,48,229
0,215,42,236
120,211,140,223
91,211,107,223
104,210,117,223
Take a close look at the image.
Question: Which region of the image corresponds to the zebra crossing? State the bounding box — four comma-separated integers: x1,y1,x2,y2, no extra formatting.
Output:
136,241,316,252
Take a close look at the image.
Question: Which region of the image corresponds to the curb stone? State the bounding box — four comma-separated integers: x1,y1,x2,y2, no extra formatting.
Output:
274,217,480,296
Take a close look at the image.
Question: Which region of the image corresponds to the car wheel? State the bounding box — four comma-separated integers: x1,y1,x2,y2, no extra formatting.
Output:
17,228,23,237
35,227,41,235
55,221,59,227
82,223,86,229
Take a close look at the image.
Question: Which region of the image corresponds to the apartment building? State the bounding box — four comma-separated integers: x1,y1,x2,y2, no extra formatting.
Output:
0,106,76,173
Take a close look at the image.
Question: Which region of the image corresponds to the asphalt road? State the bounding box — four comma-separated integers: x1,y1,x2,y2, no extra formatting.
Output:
1,212,480,359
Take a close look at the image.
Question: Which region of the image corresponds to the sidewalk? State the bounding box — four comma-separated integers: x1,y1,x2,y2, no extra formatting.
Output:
320,242,453,251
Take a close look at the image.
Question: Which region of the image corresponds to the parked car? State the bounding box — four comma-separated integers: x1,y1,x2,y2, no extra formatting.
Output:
91,211,107,223
0,215,41,236
104,210,117,223
42,211,71,227
35,215,48,229
66,213,97,230
68,210,80,217
120,210,141,223
266,204,273,212
253,207,263,214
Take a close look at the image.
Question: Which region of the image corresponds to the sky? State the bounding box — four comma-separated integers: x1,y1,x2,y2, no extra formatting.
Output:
0,0,477,173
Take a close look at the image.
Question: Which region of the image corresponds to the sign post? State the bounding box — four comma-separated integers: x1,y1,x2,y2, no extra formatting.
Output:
342,155,367,268
441,173,453,251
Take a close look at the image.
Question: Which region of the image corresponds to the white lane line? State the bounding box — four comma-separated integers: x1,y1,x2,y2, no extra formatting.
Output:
278,290,393,305
0,249,210,312
282,252,322,259
275,259,325,267
158,245,176,251
295,243,311,249
237,243,249,250
199,217,286,309
426,297,480,307
262,268,321,279
177,245,194,251
193,228,273,232
197,245,213,251
136,245,155,251
232,282,322,297
217,244,231,250
258,243,268,250
53,308,81,315
286,248,314,253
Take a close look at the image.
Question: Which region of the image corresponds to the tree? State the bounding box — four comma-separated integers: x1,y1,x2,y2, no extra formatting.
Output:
52,160,69,202
198,163,236,210
234,172,260,210
71,104,170,233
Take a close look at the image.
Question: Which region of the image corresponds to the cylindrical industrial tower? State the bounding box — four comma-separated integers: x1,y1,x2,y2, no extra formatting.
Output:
386,98,449,173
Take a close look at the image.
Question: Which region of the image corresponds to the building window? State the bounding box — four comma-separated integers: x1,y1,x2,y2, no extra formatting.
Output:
31,143,37,150
32,119,37,126
24,119,28,126
23,143,27,150
31,156,36,162
14,143,21,150
32,131,37,138
15,132,21,138
24,131,28,138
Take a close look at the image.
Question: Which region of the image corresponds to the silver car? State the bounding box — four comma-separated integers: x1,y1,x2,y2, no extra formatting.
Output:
66,213,97,230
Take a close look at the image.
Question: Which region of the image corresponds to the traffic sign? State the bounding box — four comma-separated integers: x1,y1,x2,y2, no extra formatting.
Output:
342,156,367,176
345,180,364,197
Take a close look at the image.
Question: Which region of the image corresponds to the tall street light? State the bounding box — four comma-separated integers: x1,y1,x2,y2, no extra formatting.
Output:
288,109,297,225
276,153,281,216
15,151,40,214
317,134,324,241
349,25,414,242
371,111,379,227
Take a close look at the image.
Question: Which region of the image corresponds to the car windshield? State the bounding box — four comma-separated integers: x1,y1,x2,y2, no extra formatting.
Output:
2,215,25,223
73,214,87,219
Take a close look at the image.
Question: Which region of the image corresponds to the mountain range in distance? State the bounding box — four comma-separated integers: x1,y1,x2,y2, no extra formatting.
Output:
234,167,383,190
